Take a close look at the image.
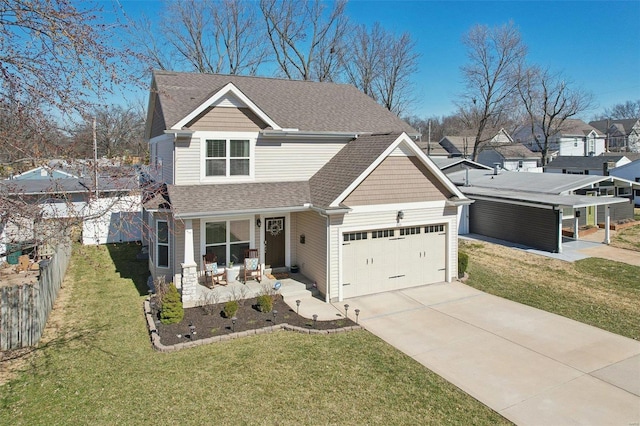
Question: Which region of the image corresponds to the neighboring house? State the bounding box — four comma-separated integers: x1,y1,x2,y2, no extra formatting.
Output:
419,140,450,157
609,159,640,206
439,128,513,158
590,118,640,153
0,164,142,249
143,70,471,306
514,119,605,158
446,168,637,252
477,143,541,172
544,155,631,175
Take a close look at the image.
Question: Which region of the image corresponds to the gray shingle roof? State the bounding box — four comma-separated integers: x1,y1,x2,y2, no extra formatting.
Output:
150,70,417,134
309,133,402,209
556,119,602,137
167,181,311,217
488,144,537,159
589,119,639,136
545,155,625,169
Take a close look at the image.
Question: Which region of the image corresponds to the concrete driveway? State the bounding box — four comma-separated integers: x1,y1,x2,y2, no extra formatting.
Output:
350,282,640,425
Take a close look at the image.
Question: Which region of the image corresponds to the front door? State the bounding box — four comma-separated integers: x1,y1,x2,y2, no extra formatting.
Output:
265,217,285,268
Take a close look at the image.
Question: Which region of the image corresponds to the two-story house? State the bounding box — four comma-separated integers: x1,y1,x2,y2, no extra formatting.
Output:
514,119,605,159
590,118,640,153
143,71,470,306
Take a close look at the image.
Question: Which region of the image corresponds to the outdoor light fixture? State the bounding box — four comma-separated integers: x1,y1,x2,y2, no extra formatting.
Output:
312,314,318,328
296,299,301,315
256,218,262,228
231,316,237,333
273,310,278,324
355,309,360,325
397,210,404,221
189,323,196,340
299,234,305,244
344,304,350,319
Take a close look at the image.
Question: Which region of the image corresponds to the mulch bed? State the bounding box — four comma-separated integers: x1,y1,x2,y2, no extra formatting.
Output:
151,295,356,347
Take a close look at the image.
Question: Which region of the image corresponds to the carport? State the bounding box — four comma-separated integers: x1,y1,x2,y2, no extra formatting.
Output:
460,186,631,253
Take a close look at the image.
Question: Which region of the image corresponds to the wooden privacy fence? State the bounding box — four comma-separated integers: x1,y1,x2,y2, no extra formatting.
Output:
0,242,72,351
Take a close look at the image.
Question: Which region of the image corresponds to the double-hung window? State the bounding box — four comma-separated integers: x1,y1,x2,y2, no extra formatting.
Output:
205,139,250,177
205,219,250,266
156,220,169,268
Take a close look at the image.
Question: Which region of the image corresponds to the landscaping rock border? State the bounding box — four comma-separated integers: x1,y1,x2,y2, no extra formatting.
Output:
143,299,362,353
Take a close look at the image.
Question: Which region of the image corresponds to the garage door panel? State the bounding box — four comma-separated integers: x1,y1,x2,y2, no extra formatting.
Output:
342,224,448,299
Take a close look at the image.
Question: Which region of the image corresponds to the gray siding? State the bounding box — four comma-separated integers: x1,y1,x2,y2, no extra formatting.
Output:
470,200,559,252
254,137,348,181
175,137,201,185
156,137,174,185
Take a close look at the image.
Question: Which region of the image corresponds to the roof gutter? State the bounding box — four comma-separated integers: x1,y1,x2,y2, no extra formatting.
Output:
260,129,360,139
165,129,195,142
174,204,312,219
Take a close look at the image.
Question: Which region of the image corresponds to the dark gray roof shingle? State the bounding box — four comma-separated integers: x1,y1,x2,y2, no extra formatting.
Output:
545,155,626,169
151,70,417,134
167,181,311,217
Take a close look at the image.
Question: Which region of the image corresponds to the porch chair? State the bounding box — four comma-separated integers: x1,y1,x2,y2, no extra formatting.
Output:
243,249,262,283
203,253,226,287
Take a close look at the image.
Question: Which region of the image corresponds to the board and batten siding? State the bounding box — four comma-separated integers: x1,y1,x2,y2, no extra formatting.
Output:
187,107,266,132
293,211,327,296
255,137,349,181
174,137,201,185
470,200,559,252
327,206,458,302
344,156,452,206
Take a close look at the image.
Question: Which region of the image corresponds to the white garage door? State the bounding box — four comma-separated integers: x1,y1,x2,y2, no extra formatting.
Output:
342,224,447,299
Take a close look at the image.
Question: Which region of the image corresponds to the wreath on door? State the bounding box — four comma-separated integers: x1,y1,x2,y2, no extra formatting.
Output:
267,219,283,236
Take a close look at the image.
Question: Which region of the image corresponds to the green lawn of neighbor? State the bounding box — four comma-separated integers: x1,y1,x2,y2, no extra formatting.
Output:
461,240,640,341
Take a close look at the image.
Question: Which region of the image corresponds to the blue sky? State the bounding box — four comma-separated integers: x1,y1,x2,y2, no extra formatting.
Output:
115,0,640,119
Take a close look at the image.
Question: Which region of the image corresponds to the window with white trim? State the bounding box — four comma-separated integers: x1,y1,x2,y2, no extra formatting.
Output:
156,220,169,268
205,139,250,177
205,219,250,266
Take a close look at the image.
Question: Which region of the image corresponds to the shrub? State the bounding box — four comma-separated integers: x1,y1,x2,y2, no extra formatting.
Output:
223,300,239,318
256,294,273,313
160,283,184,324
458,251,469,278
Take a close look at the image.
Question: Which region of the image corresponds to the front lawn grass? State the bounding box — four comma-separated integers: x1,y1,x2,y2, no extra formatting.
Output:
0,243,508,425
611,223,640,251
461,240,640,340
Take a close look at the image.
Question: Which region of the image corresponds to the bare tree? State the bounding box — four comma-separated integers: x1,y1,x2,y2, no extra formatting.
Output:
0,1,144,257
0,0,134,116
69,105,147,159
259,0,348,81
518,66,594,164
458,22,527,161
342,23,419,115
130,0,268,75
341,23,383,97
597,100,640,120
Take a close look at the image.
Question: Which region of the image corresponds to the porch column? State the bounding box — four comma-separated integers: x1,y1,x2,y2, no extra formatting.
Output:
604,205,611,244
181,219,198,305
558,208,563,254
573,210,580,241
